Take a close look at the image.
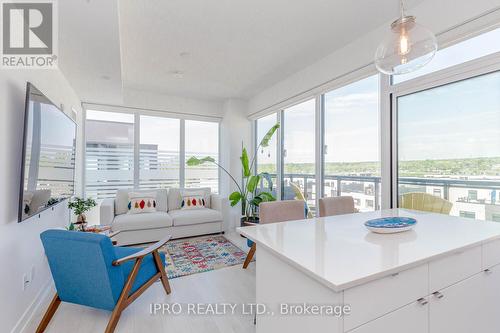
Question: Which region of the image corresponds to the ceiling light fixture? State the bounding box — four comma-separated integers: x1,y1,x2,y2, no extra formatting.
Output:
375,0,437,75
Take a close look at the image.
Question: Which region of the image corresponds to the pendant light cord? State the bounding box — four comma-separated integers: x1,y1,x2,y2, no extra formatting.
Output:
400,0,406,18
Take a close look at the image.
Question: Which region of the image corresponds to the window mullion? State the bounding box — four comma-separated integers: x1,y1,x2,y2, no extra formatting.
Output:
380,74,392,209
315,94,324,208
180,119,186,189
133,113,140,189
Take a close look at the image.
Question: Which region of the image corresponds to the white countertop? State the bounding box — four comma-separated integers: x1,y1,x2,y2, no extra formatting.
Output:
237,209,500,292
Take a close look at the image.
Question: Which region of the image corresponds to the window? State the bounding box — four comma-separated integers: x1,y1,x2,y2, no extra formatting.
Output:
185,120,219,193
85,110,220,198
468,190,478,201
433,188,442,197
85,111,135,199
323,75,381,211
282,99,316,213
460,211,476,219
394,27,500,84
397,71,500,220
139,116,180,189
492,214,500,223
256,113,278,192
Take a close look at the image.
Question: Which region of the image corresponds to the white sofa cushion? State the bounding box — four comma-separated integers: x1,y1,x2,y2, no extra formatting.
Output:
113,211,173,231
181,195,206,210
169,208,222,226
127,192,157,214
115,188,168,215
168,188,211,211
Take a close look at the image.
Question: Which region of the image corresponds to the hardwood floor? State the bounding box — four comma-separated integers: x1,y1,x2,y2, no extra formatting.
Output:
26,232,256,333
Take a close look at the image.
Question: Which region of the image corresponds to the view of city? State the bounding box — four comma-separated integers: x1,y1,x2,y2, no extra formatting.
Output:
258,156,500,222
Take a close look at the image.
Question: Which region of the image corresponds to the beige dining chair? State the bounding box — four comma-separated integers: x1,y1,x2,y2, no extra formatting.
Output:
318,196,357,217
242,200,306,269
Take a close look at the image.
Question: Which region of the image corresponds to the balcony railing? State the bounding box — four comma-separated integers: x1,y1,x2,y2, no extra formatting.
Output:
261,174,500,219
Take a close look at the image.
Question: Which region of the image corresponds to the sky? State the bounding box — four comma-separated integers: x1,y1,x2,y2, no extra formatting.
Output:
87,110,219,156
257,27,500,165
257,76,380,165
399,70,500,161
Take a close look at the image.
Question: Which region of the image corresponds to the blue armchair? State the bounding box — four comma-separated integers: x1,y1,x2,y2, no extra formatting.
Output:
37,230,172,333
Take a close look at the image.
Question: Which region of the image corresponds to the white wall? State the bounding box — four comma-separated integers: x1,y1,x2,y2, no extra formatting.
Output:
248,0,500,114
0,69,82,333
220,99,252,228
121,87,224,118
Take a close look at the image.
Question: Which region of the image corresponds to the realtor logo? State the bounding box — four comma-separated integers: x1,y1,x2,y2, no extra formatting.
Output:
1,0,58,68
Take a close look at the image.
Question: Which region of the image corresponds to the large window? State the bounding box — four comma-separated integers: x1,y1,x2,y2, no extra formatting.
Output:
254,79,382,214
185,120,219,193
252,27,500,219
324,75,381,211
282,99,316,213
85,111,135,200
139,116,180,189
85,110,219,199
397,71,500,221
256,113,278,192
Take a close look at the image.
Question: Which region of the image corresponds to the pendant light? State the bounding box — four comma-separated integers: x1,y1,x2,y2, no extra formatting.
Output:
375,0,437,75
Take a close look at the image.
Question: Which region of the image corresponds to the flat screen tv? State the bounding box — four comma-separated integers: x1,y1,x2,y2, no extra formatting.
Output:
19,83,77,222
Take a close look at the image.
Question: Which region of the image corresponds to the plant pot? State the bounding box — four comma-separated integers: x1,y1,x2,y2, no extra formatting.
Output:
77,213,87,223
76,214,87,231
240,216,259,227
240,216,259,237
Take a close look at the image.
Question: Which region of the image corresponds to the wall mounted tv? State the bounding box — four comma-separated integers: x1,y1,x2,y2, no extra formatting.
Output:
19,83,77,222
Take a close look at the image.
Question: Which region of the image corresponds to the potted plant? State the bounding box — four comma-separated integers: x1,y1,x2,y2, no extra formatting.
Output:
187,123,279,225
68,197,97,231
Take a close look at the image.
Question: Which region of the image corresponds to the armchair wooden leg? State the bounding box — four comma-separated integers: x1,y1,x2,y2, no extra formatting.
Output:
153,250,171,295
36,294,61,333
243,243,256,269
105,258,142,333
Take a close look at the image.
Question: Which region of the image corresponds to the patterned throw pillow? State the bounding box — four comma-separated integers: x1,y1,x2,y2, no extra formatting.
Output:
127,192,157,214
181,195,206,210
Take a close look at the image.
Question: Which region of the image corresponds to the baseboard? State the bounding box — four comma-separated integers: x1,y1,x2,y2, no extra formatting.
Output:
11,279,54,333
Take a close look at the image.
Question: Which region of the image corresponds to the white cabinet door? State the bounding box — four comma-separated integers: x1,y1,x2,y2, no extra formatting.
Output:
349,299,429,333
480,264,500,333
429,273,485,333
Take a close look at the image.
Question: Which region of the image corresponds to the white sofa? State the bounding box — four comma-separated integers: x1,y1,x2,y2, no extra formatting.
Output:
100,188,229,245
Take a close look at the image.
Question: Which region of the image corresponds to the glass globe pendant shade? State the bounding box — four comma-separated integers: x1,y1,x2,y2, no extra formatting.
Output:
375,15,437,75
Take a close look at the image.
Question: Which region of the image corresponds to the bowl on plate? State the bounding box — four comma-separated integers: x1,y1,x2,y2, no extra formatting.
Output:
364,217,417,234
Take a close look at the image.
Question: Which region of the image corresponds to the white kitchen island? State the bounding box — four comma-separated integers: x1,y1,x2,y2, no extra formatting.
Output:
237,209,500,333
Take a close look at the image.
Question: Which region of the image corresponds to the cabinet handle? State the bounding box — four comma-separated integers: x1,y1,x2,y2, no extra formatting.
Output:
432,291,444,299
417,298,428,306
485,269,493,274
391,272,399,277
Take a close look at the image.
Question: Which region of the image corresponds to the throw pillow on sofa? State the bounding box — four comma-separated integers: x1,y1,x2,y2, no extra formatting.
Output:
181,195,206,210
127,192,157,214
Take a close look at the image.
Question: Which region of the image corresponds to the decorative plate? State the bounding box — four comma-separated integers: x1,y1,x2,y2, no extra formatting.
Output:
364,217,417,234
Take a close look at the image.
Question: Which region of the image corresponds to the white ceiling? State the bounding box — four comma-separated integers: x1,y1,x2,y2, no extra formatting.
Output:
60,0,425,103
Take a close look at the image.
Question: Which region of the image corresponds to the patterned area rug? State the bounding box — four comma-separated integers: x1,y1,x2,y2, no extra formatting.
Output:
152,235,248,279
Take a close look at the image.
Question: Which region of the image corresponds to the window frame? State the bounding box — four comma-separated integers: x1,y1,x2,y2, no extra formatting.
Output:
82,103,221,199
253,69,382,211
390,51,500,208
251,26,500,213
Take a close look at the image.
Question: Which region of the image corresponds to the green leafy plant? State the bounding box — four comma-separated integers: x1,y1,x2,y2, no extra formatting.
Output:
68,197,97,229
187,123,279,220
68,197,97,216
